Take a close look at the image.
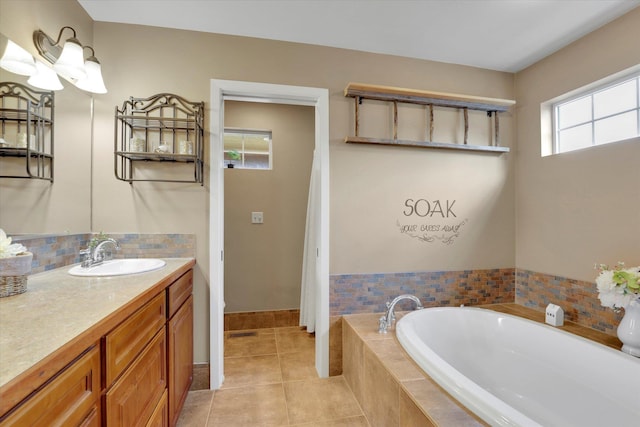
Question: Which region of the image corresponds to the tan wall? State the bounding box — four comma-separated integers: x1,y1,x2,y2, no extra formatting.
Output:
223,101,314,312
0,0,93,232
514,8,640,282
2,5,515,363
2,0,637,364
89,23,515,363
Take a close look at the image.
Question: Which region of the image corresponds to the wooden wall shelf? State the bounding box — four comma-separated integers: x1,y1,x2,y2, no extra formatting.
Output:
344,136,510,153
344,82,515,153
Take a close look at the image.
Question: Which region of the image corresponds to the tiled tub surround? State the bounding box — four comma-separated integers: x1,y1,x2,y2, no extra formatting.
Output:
516,269,623,335
342,304,622,427
12,233,196,274
330,269,515,316
331,268,622,336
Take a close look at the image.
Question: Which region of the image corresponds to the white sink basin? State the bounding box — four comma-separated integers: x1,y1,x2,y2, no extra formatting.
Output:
68,259,166,277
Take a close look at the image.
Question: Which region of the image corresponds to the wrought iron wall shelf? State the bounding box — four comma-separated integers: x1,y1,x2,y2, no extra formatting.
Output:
114,93,204,184
0,82,54,181
344,82,515,153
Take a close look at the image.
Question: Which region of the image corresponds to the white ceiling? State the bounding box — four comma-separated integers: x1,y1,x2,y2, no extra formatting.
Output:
78,0,639,72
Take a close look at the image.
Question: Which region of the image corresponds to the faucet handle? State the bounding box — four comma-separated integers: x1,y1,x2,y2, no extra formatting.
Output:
378,316,388,334
79,248,91,267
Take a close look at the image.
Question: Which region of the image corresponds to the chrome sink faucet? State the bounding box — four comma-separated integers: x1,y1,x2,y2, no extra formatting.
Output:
80,238,120,268
378,294,423,334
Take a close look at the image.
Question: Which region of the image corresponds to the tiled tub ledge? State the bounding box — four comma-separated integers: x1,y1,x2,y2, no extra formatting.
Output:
342,303,621,427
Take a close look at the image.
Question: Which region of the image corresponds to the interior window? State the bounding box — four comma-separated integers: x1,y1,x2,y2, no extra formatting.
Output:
223,129,272,169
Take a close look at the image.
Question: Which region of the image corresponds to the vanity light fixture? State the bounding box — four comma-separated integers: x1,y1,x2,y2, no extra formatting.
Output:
74,46,107,94
28,60,64,91
33,26,108,94
35,26,86,80
0,39,37,76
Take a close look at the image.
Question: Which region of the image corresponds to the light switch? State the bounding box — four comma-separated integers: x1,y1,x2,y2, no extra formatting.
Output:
251,212,264,224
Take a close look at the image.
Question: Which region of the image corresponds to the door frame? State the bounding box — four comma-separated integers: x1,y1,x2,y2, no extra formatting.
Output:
209,79,330,389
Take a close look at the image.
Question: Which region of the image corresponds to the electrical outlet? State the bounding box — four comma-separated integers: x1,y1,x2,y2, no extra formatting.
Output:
251,212,264,224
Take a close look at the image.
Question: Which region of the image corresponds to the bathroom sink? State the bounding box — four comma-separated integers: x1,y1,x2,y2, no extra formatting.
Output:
68,259,166,277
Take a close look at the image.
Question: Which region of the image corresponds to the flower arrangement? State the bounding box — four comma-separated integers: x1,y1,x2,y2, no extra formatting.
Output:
595,262,640,310
0,229,27,258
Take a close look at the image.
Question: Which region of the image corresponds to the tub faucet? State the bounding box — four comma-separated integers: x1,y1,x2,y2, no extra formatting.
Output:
378,294,423,334
80,238,120,268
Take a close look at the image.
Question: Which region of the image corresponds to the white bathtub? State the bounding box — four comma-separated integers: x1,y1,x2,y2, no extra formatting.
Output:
396,307,640,427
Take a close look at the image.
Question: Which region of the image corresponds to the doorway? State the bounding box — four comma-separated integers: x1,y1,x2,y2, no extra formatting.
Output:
222,101,314,318
210,80,329,389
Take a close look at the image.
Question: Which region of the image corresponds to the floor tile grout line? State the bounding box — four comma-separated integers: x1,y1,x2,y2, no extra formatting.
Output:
341,374,370,425
204,389,216,427
224,352,279,359
281,382,291,426
216,326,320,425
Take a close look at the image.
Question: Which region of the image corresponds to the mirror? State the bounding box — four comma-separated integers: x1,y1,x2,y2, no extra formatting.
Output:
0,33,93,234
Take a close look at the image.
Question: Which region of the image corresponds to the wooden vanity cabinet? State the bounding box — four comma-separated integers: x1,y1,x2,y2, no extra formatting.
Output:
167,270,194,427
0,265,195,427
0,345,101,427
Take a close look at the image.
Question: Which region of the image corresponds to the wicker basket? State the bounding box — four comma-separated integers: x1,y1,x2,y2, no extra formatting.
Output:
0,252,33,298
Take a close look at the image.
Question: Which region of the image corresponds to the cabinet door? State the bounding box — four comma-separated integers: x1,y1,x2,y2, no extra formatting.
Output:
78,405,101,427
105,329,167,427
168,295,193,426
1,345,100,427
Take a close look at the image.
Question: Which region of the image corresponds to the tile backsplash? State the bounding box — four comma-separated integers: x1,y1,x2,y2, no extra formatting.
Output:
516,269,622,335
15,233,196,274
330,267,620,336
15,232,620,336
330,268,515,316
14,233,90,274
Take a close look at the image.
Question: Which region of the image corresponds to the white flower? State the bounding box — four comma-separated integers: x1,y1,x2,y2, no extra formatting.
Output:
595,262,640,310
0,229,27,258
596,270,616,292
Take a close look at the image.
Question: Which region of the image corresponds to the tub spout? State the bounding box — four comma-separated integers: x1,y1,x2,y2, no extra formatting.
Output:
379,294,423,333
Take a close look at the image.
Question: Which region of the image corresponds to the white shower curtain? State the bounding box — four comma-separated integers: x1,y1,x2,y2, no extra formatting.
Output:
299,150,319,333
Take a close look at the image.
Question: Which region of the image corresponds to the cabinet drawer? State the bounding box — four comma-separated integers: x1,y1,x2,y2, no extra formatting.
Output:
1,345,100,427
167,270,193,318
106,329,167,427
105,292,166,385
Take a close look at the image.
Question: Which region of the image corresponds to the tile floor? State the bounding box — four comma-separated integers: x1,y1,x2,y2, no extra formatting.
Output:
177,326,370,426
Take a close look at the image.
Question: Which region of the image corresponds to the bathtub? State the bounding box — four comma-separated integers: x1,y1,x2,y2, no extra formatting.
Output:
396,307,640,427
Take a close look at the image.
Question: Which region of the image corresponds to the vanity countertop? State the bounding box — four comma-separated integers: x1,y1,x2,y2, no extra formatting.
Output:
0,257,195,411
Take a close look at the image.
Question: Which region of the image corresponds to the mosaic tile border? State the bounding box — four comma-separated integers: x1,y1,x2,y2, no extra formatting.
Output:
515,269,622,335
12,232,621,336
14,233,196,274
330,268,515,316
13,233,91,274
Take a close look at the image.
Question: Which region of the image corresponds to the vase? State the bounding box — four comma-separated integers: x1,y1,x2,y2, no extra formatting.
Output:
617,297,640,357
